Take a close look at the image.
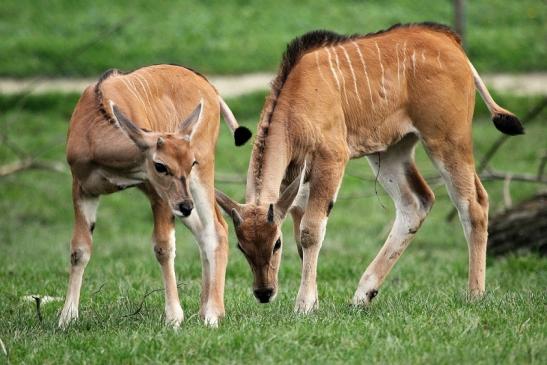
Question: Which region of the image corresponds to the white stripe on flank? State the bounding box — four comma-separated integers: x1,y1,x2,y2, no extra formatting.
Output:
412,50,417,77
332,47,349,106
351,41,374,110
421,50,426,63
134,74,154,113
402,41,407,78
127,77,148,110
339,45,362,105
120,77,147,113
325,48,341,91
145,69,159,97
375,41,387,103
437,51,443,69
315,50,331,90
395,43,400,86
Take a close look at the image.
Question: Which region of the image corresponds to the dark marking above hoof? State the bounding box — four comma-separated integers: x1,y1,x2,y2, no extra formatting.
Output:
408,227,417,234
90,222,95,234
70,249,83,266
366,289,378,302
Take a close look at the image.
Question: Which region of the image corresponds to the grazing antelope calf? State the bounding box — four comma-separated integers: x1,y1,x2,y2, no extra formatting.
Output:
216,23,523,312
59,64,251,328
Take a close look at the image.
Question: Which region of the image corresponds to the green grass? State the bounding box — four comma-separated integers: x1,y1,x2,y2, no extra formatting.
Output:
0,0,545,78
0,93,546,364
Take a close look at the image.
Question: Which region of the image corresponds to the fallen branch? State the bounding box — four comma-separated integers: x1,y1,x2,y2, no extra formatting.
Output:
124,288,164,317
0,158,65,177
92,283,106,296
124,282,185,318
481,170,547,184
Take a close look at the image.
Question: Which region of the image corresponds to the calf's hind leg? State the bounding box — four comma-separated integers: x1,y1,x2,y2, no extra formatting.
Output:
427,146,489,297
353,135,435,306
59,179,99,328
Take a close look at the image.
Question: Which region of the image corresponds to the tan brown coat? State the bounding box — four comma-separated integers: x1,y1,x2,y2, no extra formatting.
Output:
60,64,250,328
216,23,523,311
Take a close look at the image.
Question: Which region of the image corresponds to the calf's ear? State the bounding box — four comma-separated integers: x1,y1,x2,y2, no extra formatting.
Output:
271,176,301,223
215,189,244,228
177,100,204,141
110,101,153,150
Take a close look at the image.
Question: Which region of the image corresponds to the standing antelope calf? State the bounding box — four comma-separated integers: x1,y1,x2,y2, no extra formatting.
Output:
60,64,251,328
216,23,523,312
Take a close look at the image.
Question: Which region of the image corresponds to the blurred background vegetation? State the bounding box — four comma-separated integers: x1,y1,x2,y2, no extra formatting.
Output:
0,0,545,77
0,1,545,364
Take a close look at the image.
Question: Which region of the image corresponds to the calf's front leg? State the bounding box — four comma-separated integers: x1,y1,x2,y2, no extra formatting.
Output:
295,155,346,314
182,173,227,327
149,197,185,328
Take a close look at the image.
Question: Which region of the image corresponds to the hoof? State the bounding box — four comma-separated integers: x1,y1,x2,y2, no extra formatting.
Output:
352,289,378,306
294,297,318,314
165,306,184,329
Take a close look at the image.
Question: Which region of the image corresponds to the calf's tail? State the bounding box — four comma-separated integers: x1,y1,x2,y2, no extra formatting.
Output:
468,60,524,135
219,96,252,146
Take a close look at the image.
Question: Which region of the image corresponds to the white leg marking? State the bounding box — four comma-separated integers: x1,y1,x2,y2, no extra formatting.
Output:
412,50,417,77
291,182,310,211
325,47,341,91
339,45,362,106
332,47,349,106
352,41,375,110
375,41,388,103
352,273,379,305
79,197,99,225
187,174,224,327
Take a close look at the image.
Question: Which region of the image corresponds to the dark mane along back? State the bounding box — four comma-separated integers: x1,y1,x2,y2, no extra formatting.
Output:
270,30,360,98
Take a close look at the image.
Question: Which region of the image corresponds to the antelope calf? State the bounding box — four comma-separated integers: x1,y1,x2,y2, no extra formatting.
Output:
216,23,523,312
60,64,251,328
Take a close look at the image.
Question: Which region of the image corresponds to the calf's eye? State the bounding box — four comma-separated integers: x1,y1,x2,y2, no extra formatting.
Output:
273,238,282,252
154,162,168,174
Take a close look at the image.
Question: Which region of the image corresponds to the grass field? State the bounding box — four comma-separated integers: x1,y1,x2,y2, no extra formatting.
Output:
1,0,545,77
0,92,545,364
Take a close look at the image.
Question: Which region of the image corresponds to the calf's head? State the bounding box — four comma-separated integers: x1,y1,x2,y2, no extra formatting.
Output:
110,101,203,218
215,179,300,303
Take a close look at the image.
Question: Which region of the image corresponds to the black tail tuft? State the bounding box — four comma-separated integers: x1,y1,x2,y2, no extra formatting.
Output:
234,126,252,146
492,113,524,135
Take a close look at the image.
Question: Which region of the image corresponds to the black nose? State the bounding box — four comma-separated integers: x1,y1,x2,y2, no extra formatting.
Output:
178,201,193,217
254,288,274,303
